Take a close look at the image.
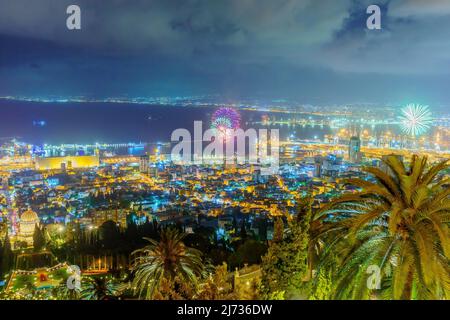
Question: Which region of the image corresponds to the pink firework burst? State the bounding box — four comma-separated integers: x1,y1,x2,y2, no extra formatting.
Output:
211,107,241,138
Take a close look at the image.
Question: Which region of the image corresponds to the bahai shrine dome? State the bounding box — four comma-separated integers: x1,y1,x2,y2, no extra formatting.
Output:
19,209,40,246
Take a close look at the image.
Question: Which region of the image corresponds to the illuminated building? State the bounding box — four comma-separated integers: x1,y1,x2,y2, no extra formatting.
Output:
314,156,323,178
90,208,129,228
18,209,40,246
322,154,343,177
349,136,362,163
149,166,159,178
139,154,149,173
35,154,100,170
252,167,262,183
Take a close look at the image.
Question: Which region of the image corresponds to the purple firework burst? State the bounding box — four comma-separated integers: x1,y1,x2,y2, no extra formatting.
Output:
211,108,241,136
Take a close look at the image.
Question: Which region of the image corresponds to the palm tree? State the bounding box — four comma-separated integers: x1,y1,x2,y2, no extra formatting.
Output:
131,228,204,299
81,276,118,300
54,282,81,300
291,196,343,284
320,155,449,299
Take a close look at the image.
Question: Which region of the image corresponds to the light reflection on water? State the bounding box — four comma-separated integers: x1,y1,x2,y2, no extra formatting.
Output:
0,100,428,150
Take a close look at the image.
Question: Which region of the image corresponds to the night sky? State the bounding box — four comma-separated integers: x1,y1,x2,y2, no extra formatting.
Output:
0,0,449,106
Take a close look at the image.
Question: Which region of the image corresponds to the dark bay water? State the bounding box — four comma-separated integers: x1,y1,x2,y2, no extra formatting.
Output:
0,100,332,144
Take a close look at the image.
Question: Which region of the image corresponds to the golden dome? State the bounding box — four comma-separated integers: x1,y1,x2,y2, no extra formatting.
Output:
21,209,39,223
19,209,40,245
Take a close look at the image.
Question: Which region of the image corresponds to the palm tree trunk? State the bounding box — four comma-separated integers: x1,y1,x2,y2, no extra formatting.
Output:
401,270,414,300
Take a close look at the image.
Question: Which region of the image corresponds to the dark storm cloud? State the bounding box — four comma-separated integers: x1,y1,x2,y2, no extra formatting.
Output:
0,0,449,103
1,0,449,73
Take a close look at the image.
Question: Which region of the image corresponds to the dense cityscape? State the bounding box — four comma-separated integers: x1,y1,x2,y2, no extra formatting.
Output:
0,100,448,300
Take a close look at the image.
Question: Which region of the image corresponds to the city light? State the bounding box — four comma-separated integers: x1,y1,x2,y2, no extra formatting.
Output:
0,0,449,305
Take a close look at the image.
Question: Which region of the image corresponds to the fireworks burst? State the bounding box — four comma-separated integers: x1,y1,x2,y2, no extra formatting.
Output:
399,104,433,137
211,107,241,138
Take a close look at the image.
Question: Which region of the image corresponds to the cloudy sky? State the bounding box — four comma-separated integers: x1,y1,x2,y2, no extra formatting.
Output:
0,0,449,106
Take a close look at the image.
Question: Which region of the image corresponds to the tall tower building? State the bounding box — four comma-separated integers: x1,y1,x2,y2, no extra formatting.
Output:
139,154,149,173
314,155,323,178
